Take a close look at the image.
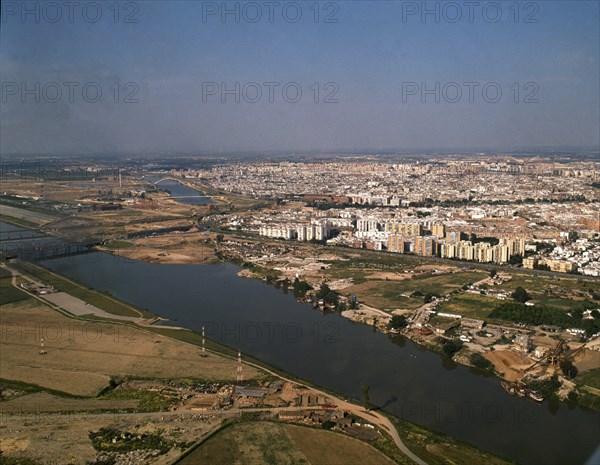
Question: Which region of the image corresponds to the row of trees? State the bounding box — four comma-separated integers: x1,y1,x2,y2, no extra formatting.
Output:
490,302,600,336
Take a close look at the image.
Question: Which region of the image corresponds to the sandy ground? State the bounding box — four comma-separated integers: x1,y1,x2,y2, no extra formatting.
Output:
365,271,413,281
574,349,600,372
485,350,534,381
100,232,218,264
0,300,260,396
0,409,221,465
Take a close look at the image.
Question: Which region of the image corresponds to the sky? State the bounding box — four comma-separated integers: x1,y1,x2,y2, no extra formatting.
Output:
1,0,599,154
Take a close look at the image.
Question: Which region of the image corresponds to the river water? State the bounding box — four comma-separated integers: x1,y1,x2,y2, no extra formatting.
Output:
144,176,212,205
31,250,599,465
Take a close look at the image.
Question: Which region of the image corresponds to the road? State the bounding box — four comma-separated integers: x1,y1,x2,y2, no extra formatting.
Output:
221,351,429,465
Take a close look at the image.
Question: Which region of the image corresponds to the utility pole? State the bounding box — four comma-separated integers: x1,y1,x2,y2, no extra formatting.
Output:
201,325,207,357
237,350,243,383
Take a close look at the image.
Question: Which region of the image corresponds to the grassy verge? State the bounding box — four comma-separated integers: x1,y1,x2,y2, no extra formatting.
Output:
577,367,600,390
0,277,33,305
386,415,514,465
99,387,175,412
12,261,154,318
0,214,40,230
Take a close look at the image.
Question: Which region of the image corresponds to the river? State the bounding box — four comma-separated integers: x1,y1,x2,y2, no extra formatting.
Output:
31,249,599,465
2,220,598,465
144,176,212,205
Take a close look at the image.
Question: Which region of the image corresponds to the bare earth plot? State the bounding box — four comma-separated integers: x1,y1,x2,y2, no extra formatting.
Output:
0,392,138,414
485,350,533,381
0,300,259,396
0,410,220,465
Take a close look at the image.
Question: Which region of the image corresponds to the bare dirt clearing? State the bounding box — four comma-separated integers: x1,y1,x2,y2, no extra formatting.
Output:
1,300,259,396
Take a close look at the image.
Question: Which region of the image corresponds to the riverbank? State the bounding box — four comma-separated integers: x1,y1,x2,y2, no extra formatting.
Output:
0,258,515,465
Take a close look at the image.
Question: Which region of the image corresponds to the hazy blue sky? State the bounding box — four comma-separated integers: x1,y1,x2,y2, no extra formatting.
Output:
1,0,598,154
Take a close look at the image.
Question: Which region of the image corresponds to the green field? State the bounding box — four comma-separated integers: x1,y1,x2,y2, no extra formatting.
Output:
0,276,32,306
577,368,600,390
498,274,600,294
437,293,502,319
342,272,484,310
494,273,598,313
389,417,513,465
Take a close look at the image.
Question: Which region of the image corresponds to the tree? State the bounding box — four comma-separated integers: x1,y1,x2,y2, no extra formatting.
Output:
388,314,408,331
442,340,464,358
560,360,578,379
512,286,531,303
361,382,371,410
215,234,224,243
489,269,497,278
423,293,434,304
317,283,331,299
292,278,311,298
470,353,493,372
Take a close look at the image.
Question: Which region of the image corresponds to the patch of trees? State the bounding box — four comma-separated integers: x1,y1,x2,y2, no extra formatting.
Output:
321,420,335,430
387,314,408,331
442,340,464,358
489,302,600,335
512,286,531,303
533,242,555,252
469,353,494,373
316,283,342,309
527,375,561,400
292,278,311,298
508,254,523,265
560,360,578,379
89,427,172,454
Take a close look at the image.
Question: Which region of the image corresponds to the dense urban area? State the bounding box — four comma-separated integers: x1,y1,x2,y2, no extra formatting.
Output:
1,152,599,465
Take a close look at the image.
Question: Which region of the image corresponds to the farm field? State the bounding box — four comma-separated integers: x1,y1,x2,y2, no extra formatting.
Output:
178,421,397,465
0,299,260,396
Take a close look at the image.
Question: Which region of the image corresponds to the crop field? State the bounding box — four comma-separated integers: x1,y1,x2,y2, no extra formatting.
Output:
178,421,396,465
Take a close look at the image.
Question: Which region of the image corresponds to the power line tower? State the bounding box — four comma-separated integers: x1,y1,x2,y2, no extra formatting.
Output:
200,325,207,357
236,350,243,383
